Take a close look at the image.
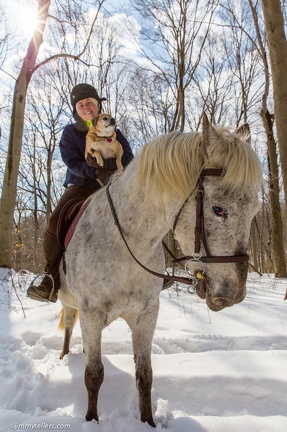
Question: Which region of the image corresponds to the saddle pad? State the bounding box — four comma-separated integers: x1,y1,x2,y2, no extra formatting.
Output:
64,198,91,250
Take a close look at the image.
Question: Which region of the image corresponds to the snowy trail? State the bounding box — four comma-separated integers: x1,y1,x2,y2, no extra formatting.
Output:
0,269,286,431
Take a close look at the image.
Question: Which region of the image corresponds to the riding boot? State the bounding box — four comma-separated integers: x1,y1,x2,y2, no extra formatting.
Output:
27,231,62,303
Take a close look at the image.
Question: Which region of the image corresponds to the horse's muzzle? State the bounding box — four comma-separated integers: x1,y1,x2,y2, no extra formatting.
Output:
207,285,246,311
195,277,246,312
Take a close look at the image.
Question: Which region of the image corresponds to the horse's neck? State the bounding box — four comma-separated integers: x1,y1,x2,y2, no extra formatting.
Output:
111,173,173,247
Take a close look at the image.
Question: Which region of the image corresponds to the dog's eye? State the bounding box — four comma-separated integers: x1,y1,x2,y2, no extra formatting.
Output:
102,116,108,121
212,206,228,220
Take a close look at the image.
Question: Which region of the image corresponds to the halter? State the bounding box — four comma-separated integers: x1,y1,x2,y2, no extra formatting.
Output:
106,168,249,287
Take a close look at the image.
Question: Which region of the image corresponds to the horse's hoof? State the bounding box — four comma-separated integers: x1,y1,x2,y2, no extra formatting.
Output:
59,350,69,360
85,412,99,422
142,416,156,428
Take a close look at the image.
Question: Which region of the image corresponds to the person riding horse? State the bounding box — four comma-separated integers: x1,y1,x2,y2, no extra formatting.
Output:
27,83,134,302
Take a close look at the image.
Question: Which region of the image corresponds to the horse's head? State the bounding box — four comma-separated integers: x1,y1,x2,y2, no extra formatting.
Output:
191,175,259,311
173,114,262,312
133,113,262,311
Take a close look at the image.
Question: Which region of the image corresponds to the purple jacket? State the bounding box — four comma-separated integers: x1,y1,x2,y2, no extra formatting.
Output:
59,123,134,188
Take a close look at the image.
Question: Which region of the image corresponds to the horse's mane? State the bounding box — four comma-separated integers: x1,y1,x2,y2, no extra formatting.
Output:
133,127,262,203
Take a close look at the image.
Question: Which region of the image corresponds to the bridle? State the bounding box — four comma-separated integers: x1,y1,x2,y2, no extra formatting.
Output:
106,168,249,287
172,168,249,265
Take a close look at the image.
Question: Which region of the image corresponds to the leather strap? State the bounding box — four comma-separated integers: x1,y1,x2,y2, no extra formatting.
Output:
106,184,196,285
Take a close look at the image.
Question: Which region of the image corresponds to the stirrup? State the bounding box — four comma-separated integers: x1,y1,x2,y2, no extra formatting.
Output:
26,273,58,303
27,287,57,303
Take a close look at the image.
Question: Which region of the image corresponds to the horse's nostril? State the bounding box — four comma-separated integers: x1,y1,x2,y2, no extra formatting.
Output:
207,296,234,311
214,297,232,308
217,298,228,306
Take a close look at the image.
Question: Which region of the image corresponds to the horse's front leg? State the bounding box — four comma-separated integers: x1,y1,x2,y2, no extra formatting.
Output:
85,354,104,422
80,311,104,422
128,306,159,428
136,352,155,427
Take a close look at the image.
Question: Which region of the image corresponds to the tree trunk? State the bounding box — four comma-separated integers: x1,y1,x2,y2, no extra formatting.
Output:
0,0,51,267
250,221,259,273
261,110,286,276
261,0,287,218
249,0,286,276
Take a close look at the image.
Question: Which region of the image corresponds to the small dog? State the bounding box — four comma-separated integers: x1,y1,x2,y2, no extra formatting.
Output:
85,113,124,172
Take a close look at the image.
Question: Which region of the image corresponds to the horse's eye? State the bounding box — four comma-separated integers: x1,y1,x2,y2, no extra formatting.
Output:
213,206,228,220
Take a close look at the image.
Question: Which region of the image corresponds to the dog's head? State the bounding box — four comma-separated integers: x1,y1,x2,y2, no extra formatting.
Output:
93,113,116,138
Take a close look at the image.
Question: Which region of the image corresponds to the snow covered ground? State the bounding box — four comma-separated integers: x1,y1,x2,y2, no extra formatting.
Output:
0,268,286,432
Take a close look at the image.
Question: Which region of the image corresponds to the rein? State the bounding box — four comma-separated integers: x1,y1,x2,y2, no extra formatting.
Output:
106,184,195,286
106,168,249,287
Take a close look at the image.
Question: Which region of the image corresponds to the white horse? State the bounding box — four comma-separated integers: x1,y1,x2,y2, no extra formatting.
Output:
58,113,262,427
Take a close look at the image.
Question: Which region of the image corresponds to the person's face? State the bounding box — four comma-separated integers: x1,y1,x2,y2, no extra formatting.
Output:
76,98,99,121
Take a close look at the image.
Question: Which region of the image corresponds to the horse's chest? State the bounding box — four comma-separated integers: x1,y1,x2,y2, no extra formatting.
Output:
101,292,158,325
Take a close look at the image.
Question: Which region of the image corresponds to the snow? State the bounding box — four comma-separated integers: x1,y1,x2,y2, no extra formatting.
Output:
0,268,286,432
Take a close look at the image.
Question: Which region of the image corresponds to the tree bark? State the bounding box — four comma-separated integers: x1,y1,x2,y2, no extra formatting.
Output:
249,0,286,276
261,110,286,276
261,0,287,218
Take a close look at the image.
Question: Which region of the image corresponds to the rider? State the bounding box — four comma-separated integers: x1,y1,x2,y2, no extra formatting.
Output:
27,83,134,303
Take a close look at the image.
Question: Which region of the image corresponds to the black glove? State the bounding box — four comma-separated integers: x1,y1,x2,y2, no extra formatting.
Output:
86,152,117,170
86,152,101,168
94,167,117,185
103,158,117,170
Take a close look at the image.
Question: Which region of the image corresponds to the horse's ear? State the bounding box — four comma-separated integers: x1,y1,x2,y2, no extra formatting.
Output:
236,123,251,144
202,111,219,151
202,112,210,149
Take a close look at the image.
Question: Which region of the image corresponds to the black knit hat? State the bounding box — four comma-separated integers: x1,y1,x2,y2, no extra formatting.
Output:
70,83,107,114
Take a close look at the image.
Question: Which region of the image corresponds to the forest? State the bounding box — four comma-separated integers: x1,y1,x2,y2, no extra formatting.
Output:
0,0,287,276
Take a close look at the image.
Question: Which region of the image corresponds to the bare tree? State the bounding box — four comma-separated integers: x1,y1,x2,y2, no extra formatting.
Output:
0,6,9,71
0,0,106,267
126,68,175,144
130,0,217,132
217,1,263,124
0,0,51,267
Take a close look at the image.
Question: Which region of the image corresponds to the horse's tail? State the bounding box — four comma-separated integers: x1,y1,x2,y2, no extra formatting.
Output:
58,307,79,330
